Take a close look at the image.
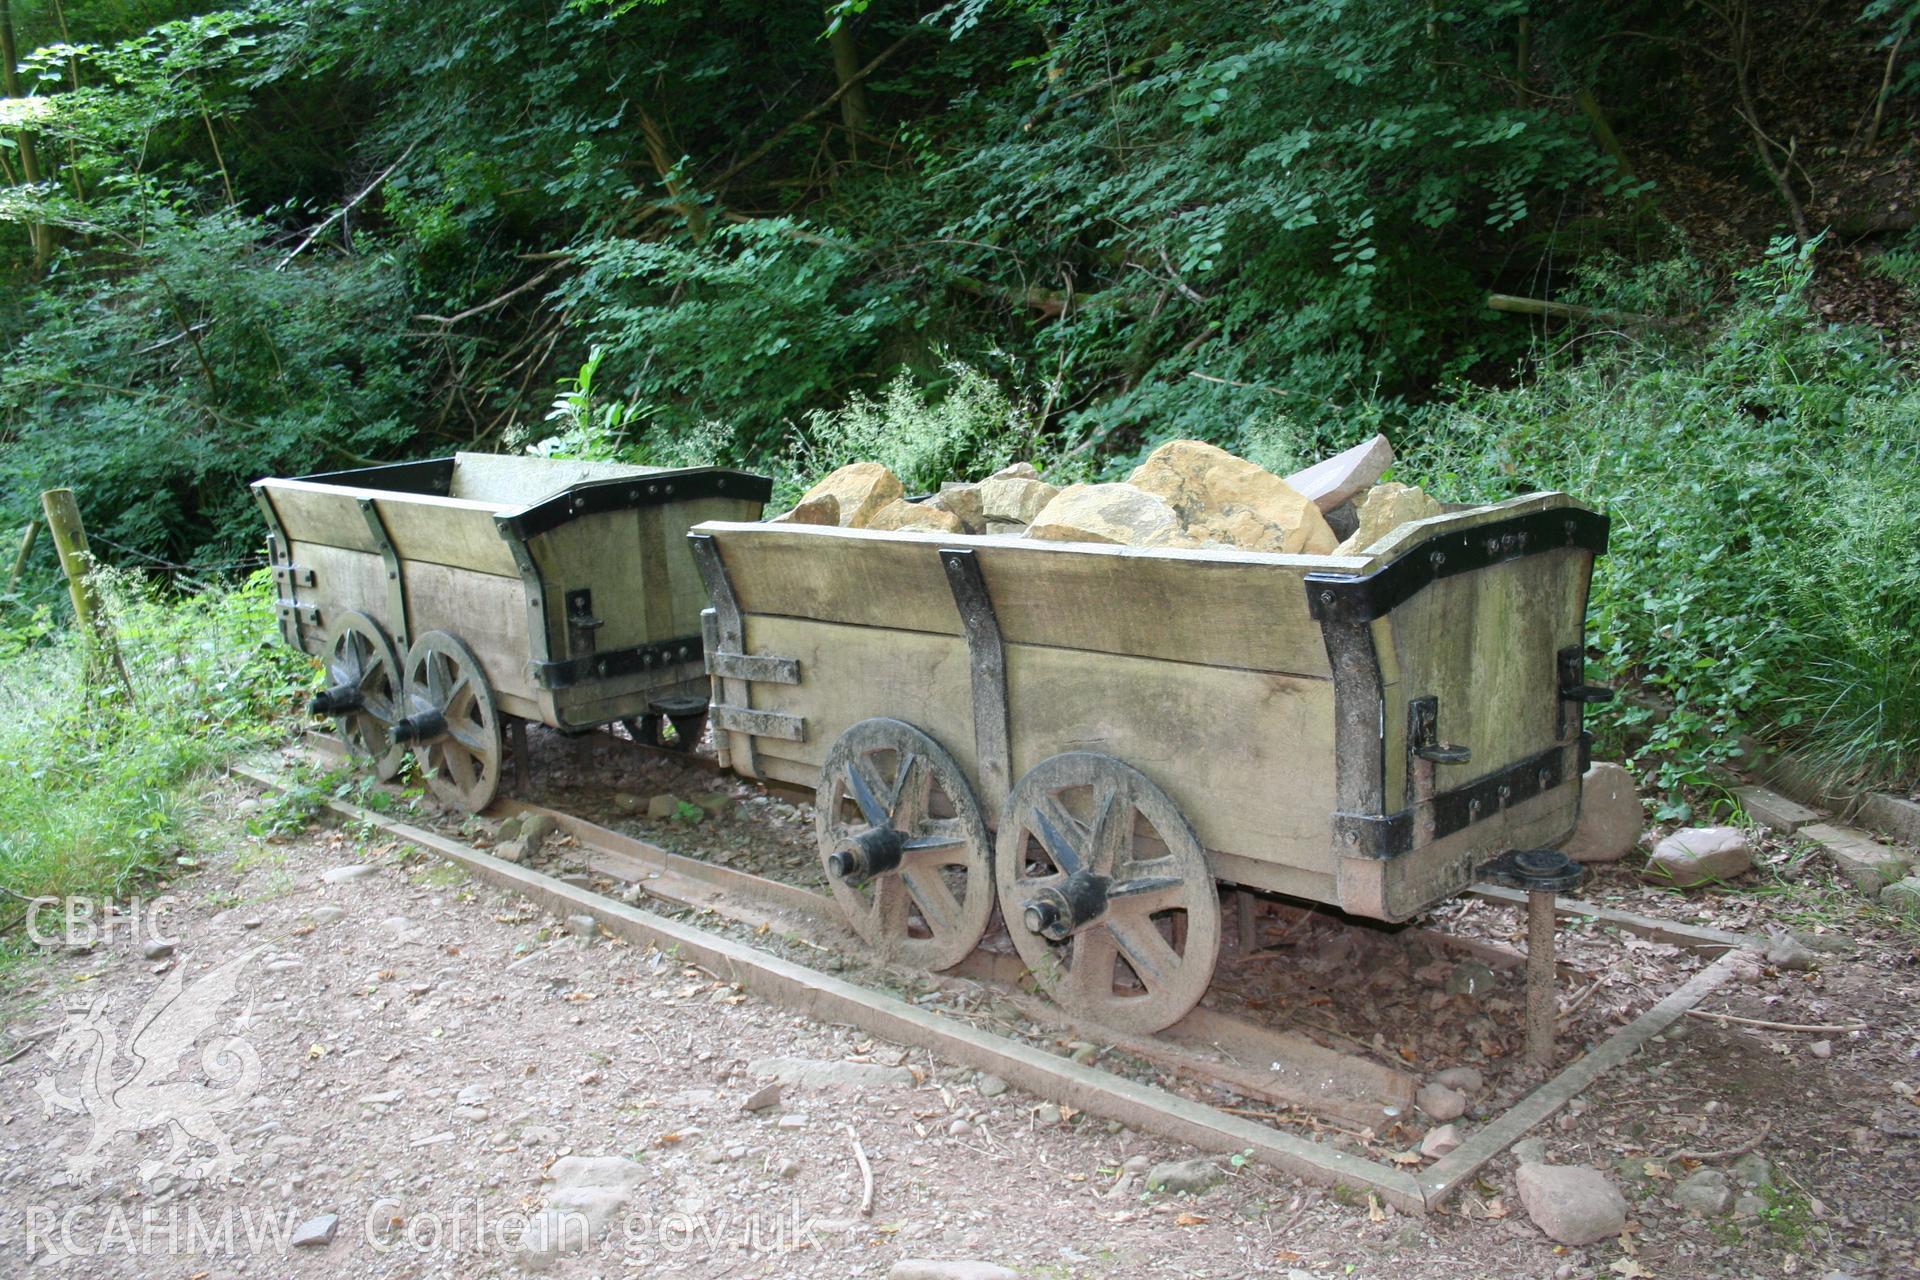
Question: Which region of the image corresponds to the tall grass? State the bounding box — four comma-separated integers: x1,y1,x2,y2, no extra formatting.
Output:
0,569,305,932
1407,240,1920,798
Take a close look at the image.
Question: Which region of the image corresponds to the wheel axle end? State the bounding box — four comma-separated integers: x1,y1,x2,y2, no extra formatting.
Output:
828,827,905,883
390,709,446,745
310,684,362,716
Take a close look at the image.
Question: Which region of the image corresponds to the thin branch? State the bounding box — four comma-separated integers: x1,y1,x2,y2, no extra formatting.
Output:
276,141,418,271
415,268,557,326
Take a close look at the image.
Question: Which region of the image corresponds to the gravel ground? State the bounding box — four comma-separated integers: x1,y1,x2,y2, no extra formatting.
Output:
2,760,1917,1279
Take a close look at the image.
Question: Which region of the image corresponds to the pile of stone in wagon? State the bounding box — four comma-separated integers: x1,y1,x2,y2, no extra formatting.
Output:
771,434,1439,557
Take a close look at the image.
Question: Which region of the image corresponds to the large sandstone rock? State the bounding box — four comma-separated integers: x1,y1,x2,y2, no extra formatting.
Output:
1024,484,1188,547
865,498,964,534
1285,433,1395,512
929,483,985,533
1564,762,1645,862
1127,439,1337,554
980,475,1060,532
1332,481,1444,556
1644,826,1753,888
989,461,1042,481
770,494,840,525
1515,1163,1627,1246
799,462,903,528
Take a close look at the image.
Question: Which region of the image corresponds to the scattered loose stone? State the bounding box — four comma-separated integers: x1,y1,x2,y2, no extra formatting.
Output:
775,1157,801,1180
1810,1039,1834,1059
647,794,683,821
1673,1167,1734,1216
1515,1164,1627,1245
887,1262,1020,1280
321,864,378,884
1146,1158,1224,1195
141,940,175,960
310,906,346,924
1764,930,1820,971
1420,1124,1462,1158
1880,875,1920,917
748,1056,915,1091
1512,1137,1550,1167
1732,1192,1767,1217
1730,1154,1774,1190
1563,762,1645,862
1034,1103,1063,1126
976,1074,1009,1098
742,1082,783,1113
521,813,559,851
564,914,598,938
1645,826,1753,888
290,1213,339,1248
1417,1083,1468,1123
1432,1066,1485,1094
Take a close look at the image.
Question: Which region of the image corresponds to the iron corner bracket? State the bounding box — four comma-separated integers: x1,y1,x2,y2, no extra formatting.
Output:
1303,506,1610,625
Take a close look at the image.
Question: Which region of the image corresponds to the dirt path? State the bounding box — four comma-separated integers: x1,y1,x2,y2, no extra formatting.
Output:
2,776,1916,1279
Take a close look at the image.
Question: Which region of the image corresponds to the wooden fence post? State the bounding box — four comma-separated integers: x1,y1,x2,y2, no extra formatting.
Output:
4,518,38,595
38,488,132,699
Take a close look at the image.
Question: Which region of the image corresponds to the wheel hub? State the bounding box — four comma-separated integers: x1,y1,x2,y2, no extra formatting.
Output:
310,683,363,715
1021,872,1112,941
391,708,448,745
827,826,906,883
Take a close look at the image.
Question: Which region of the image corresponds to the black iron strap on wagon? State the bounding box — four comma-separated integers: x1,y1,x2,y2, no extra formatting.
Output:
1305,506,1612,863
1302,506,1610,625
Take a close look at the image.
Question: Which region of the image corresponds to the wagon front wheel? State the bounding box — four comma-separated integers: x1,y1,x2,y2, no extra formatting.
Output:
398,630,503,812
313,612,405,781
814,718,994,971
996,752,1221,1035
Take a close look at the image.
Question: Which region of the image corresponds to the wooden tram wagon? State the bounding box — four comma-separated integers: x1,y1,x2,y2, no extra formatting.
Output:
253,453,771,811
688,492,1610,1034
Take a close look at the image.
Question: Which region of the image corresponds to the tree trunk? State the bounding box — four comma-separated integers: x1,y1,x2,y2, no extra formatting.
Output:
0,0,53,271
827,10,870,161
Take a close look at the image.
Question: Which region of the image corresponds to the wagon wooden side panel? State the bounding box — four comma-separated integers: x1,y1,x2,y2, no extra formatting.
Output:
691,490,1607,931
253,452,770,810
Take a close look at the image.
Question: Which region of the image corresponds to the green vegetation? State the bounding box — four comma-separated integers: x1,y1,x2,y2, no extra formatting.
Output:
1,0,1916,825
1408,239,1920,795
0,570,304,951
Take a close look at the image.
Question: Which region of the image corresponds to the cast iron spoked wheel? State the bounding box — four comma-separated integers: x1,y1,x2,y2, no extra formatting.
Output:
814,718,994,971
400,630,503,812
318,612,404,780
995,752,1221,1035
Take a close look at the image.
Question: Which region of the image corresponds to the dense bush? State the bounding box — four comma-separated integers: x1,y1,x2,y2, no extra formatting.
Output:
0,569,306,929
1408,240,1920,796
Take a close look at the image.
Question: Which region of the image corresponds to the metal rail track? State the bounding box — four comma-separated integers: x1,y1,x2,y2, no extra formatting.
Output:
237,752,1752,1213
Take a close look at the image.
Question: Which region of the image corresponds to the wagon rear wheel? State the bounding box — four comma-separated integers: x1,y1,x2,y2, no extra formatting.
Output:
814,718,994,971
398,630,503,812
996,752,1221,1035
315,612,404,781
